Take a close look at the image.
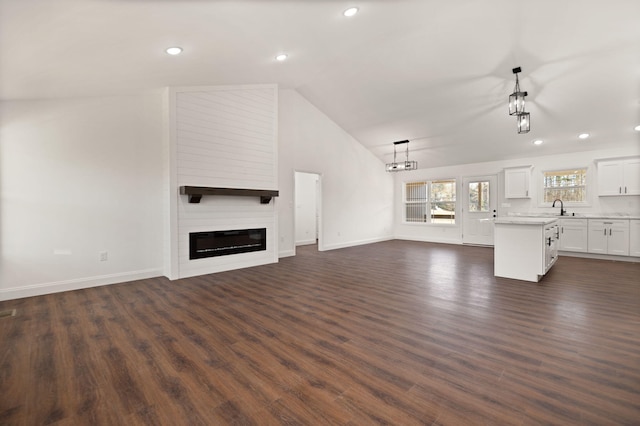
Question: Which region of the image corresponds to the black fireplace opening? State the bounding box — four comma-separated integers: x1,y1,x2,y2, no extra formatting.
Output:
189,228,267,260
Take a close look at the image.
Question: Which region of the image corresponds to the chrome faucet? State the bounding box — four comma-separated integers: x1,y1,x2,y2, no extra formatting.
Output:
552,199,566,216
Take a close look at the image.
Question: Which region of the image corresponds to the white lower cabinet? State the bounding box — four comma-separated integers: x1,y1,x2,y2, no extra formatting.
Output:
588,219,630,256
630,220,640,257
559,219,588,252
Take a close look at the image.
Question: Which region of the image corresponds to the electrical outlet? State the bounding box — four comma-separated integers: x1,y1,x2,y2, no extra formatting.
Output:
99,251,108,261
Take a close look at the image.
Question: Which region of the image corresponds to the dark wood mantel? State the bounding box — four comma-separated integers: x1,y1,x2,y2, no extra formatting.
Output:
179,186,279,204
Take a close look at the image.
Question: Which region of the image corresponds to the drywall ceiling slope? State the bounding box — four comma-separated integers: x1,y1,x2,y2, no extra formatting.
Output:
1,0,639,168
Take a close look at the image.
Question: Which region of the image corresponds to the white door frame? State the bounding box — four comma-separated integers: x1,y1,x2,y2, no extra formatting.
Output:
462,175,498,246
293,171,323,255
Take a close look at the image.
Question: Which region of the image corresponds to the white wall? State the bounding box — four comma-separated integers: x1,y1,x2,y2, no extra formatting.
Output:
394,145,640,244
0,95,164,300
5,88,632,300
295,171,319,246
278,89,395,254
0,87,394,300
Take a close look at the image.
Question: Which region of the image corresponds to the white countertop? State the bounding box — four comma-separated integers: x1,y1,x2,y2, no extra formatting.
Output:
495,217,559,225
508,213,640,220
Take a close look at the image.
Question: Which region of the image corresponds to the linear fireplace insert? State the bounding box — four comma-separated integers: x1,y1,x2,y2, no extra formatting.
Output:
189,228,267,260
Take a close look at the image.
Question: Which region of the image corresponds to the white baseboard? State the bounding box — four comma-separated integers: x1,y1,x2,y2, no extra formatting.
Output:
0,268,163,301
559,251,639,263
321,236,393,251
279,249,295,258
394,235,462,245
295,239,316,246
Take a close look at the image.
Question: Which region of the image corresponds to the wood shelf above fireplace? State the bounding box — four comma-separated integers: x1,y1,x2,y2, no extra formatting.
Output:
179,186,279,204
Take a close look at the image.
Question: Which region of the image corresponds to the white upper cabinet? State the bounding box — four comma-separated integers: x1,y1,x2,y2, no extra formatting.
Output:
624,158,640,195
597,157,640,196
504,166,532,198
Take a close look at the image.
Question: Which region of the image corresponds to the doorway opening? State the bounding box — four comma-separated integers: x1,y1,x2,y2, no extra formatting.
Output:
294,172,322,251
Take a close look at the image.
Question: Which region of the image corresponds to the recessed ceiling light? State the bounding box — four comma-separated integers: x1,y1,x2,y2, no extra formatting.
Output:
343,7,359,17
532,139,543,145
275,53,288,61
634,125,640,131
165,47,183,55
578,133,590,139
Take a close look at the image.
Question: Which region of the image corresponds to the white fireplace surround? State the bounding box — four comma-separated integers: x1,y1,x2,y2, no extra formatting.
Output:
163,84,279,280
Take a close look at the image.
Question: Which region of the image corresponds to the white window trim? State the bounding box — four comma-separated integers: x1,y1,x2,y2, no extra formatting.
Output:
537,166,591,207
402,178,457,225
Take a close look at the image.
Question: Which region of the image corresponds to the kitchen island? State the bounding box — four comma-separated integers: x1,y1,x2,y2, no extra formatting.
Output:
494,217,559,282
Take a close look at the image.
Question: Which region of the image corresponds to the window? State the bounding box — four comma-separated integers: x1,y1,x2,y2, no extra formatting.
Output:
543,169,587,203
404,179,456,224
468,181,490,212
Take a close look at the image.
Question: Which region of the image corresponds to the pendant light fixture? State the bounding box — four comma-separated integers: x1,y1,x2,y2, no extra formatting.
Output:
509,67,531,134
509,67,527,116
517,111,530,134
385,140,418,172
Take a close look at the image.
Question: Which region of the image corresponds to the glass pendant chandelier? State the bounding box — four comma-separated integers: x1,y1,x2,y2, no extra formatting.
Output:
517,111,530,134
509,67,527,116
385,140,418,172
509,66,531,134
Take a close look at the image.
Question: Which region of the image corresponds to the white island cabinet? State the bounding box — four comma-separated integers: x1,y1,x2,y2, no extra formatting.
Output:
494,217,559,282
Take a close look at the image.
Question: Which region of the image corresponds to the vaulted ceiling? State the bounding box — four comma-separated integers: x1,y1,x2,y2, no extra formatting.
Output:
1,0,639,168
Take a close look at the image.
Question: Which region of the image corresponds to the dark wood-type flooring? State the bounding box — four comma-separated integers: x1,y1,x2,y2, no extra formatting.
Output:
1,241,639,425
